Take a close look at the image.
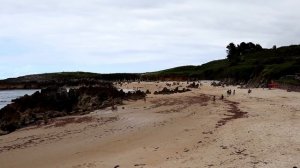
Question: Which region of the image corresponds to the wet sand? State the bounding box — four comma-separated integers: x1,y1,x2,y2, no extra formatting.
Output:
0,81,299,168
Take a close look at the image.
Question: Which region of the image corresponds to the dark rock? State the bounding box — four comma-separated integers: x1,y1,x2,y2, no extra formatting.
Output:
211,81,222,87
0,83,146,134
154,87,191,95
145,89,151,94
187,82,199,88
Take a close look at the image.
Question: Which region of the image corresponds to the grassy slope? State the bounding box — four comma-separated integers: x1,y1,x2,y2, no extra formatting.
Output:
143,45,300,85
1,45,300,86
2,72,140,83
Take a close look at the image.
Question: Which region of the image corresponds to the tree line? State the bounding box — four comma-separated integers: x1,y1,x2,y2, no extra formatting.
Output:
226,42,263,64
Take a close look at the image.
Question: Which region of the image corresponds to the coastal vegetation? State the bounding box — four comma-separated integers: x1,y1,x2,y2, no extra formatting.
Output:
0,43,299,89
0,72,140,90
143,43,300,86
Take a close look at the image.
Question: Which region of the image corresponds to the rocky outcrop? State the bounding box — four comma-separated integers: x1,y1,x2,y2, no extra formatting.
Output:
145,90,151,94
0,72,141,90
211,81,223,87
154,87,191,95
0,84,146,134
187,82,200,88
0,79,110,90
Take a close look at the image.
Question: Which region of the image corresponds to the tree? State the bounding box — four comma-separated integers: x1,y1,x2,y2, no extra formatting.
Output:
248,42,256,51
255,44,263,50
226,42,264,64
226,43,237,62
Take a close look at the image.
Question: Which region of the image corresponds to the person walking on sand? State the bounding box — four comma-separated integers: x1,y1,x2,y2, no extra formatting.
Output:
213,96,216,102
111,98,117,111
220,94,224,100
227,89,232,96
233,89,235,95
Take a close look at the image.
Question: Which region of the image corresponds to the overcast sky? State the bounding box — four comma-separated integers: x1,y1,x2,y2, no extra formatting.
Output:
0,0,300,79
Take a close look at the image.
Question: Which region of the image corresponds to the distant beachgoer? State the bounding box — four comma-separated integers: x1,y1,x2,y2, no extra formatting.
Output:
111,98,117,111
220,94,224,100
227,89,231,96
233,90,235,95
144,97,146,102
248,89,252,94
213,96,216,102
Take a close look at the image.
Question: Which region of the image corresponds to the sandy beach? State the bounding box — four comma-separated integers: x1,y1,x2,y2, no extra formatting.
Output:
0,81,299,168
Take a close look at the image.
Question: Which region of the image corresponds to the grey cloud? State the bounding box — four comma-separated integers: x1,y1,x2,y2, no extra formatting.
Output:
0,0,300,78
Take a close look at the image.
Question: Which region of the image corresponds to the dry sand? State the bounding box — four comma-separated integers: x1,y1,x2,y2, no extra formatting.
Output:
0,81,299,168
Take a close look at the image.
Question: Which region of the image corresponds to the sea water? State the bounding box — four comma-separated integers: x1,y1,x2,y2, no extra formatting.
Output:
0,90,39,109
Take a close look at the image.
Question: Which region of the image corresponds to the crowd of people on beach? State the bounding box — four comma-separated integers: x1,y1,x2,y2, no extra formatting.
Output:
212,88,252,102
115,80,256,106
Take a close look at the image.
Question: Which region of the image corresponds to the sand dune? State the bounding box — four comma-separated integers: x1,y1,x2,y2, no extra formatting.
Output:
0,82,299,168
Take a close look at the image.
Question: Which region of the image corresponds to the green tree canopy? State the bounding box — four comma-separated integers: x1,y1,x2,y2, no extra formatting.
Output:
226,42,263,64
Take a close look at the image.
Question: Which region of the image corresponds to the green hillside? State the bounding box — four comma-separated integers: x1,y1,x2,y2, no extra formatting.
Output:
1,43,300,88
142,43,300,86
3,72,140,82
0,72,140,89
